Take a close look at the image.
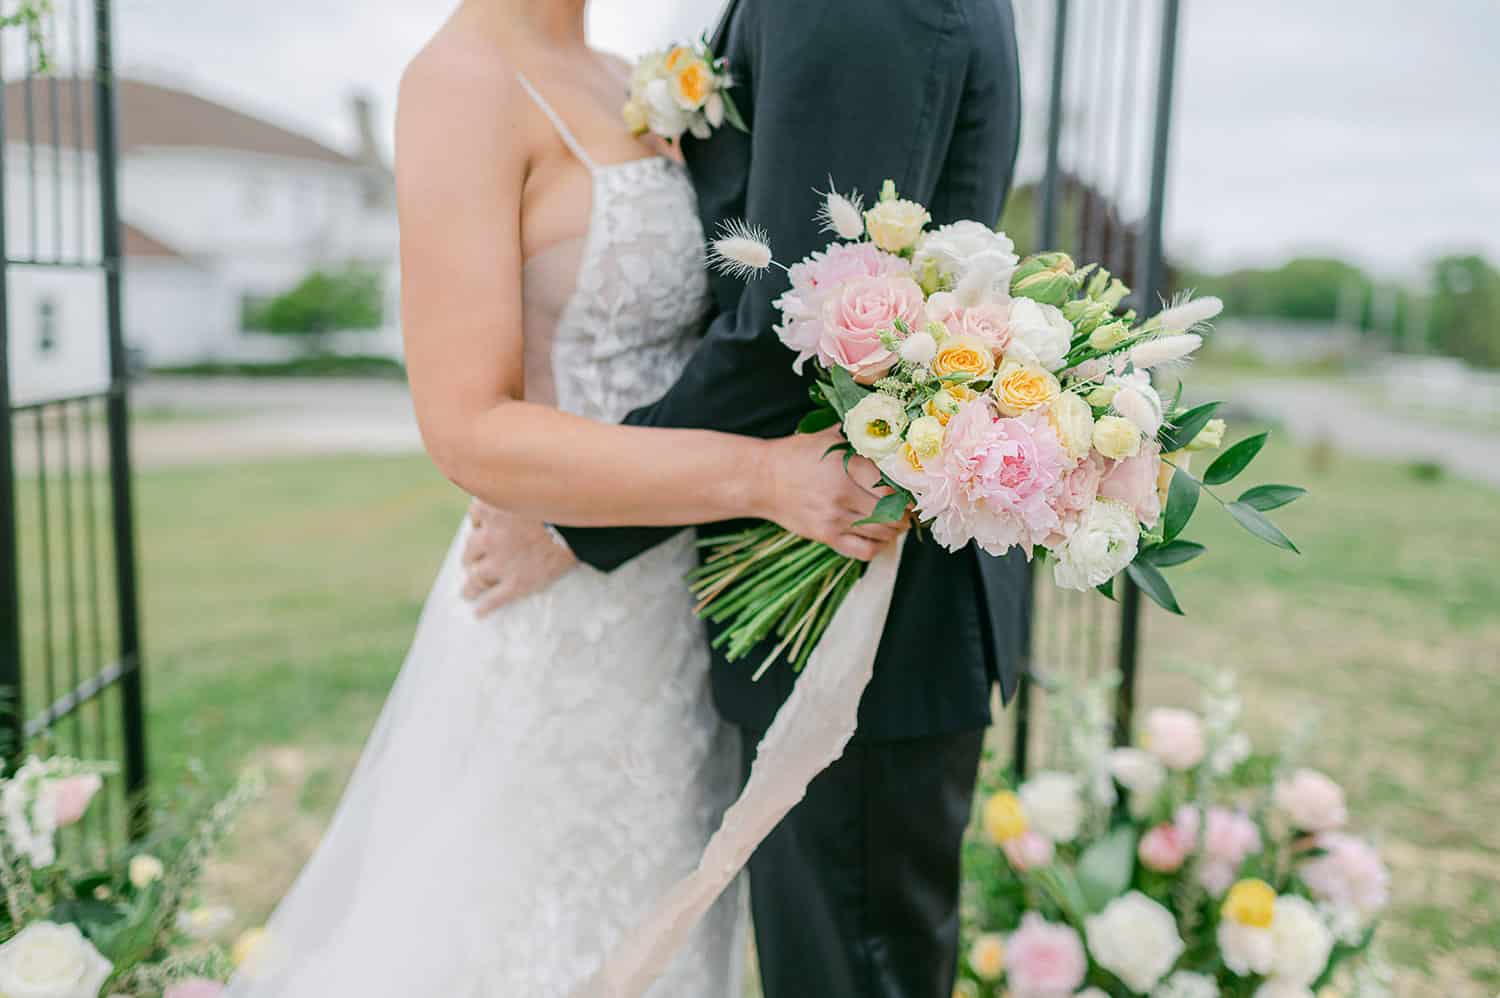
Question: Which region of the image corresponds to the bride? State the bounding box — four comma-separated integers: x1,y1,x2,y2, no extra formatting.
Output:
224,1,904,996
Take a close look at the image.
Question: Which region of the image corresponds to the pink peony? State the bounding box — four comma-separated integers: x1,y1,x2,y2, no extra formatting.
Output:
165,980,225,998
915,404,1067,557
773,242,910,372
1097,441,1163,529
1301,834,1390,918
1143,707,1206,771
1002,831,1056,872
1196,806,1262,894
1044,452,1105,549
1006,913,1087,998
1273,769,1348,833
49,774,103,827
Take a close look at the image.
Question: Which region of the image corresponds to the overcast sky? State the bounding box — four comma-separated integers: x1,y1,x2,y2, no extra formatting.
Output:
108,0,1500,280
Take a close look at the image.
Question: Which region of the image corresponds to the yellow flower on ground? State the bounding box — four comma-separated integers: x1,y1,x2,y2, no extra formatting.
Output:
671,58,715,110
925,384,979,426
1222,878,1277,928
865,198,931,253
932,337,997,382
233,927,269,968
1092,415,1142,460
982,790,1028,843
968,933,1006,981
993,361,1060,417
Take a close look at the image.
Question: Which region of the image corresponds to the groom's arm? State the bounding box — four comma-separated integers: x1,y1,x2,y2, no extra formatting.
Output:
557,0,978,572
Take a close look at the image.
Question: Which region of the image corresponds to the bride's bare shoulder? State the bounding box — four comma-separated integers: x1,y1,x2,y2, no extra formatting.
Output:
397,25,526,153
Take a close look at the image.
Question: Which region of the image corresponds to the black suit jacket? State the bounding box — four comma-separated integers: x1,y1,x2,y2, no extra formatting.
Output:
557,0,1028,740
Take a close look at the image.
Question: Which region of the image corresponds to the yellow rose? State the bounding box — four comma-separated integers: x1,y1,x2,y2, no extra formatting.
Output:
1047,391,1095,460
992,360,1060,417
1092,415,1142,460
932,336,996,381
1158,450,1189,505
906,415,946,462
232,927,269,967
864,198,931,253
671,58,715,110
1222,879,1277,928
1185,417,1227,452
925,384,979,426
621,99,648,136
968,933,1006,981
982,791,1027,843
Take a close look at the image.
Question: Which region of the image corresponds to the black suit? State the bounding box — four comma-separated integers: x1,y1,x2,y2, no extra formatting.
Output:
556,0,1024,993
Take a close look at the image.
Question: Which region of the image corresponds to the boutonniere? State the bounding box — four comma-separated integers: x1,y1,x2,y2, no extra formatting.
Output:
623,39,747,143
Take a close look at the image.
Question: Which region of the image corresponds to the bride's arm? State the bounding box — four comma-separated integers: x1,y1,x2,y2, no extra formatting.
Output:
396,51,898,560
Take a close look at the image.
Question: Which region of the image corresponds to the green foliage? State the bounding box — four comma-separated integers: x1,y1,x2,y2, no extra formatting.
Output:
1185,256,1371,324
244,266,385,338
1426,254,1500,368
1,1,52,72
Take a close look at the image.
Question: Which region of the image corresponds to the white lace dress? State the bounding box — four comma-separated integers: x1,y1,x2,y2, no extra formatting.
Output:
226,75,745,998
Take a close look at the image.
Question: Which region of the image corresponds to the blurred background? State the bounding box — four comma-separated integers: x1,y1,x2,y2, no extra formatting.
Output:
0,1,1495,994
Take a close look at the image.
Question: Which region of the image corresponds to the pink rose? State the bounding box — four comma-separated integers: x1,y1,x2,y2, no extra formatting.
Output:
929,299,1013,356
50,774,103,827
1139,820,1194,873
1143,707,1205,771
1006,913,1087,998
1273,769,1348,833
817,273,926,382
774,243,910,372
165,980,225,998
1301,834,1389,917
1098,441,1163,529
1002,831,1056,872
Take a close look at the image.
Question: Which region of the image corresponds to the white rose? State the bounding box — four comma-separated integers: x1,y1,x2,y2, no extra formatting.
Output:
1272,769,1348,833
1005,298,1072,371
1107,748,1166,819
642,78,690,139
0,922,113,998
1152,970,1220,998
128,854,164,889
1253,981,1315,998
1052,499,1139,591
1144,707,1207,771
842,393,909,461
913,221,1018,304
1217,918,1275,977
1018,771,1084,843
1084,891,1185,994
1268,896,1334,985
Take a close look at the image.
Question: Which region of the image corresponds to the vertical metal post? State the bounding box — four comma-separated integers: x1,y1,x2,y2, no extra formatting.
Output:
1116,0,1181,744
1011,565,1036,779
94,0,148,834
1036,0,1068,250
0,67,23,759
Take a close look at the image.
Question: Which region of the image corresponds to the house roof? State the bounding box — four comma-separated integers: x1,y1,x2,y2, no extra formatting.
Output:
123,223,189,261
2,76,360,167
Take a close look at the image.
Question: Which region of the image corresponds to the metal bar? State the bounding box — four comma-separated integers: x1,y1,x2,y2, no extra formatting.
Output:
24,64,38,260
94,0,149,837
47,5,63,264
82,397,115,843
1106,0,1141,275
1114,577,1142,746
1070,2,1096,255
10,386,116,413
1037,0,1069,250
1084,0,1119,261
1011,563,1037,780
58,402,85,759
3,257,116,271
24,656,132,739
34,410,59,725
72,0,88,265
0,38,23,760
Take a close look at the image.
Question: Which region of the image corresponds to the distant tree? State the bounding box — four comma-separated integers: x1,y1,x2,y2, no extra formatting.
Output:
1426,255,1500,368
245,266,385,352
1184,257,1373,324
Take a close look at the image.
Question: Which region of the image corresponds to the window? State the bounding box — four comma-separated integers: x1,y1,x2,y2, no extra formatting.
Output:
36,297,58,357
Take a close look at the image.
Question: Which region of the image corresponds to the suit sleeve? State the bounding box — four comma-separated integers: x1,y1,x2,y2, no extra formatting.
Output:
557,0,971,571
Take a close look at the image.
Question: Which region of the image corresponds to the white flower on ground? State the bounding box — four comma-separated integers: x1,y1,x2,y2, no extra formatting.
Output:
1018,771,1084,843
1143,707,1206,770
128,853,165,888
3,758,61,868
967,933,1005,981
1152,970,1220,998
176,905,235,940
1218,917,1275,977
1267,895,1334,985
1272,769,1348,833
0,922,113,998
843,393,910,461
1084,891,1185,994
1006,298,1073,371
1210,730,1252,776
1107,748,1166,818
1052,499,1139,591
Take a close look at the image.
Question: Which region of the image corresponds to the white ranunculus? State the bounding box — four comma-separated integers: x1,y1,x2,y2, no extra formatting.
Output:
642,78,690,139
1152,969,1220,998
842,393,909,461
1084,891,1185,994
0,922,113,998
1272,769,1347,833
913,220,1016,283
1217,918,1275,977
1143,707,1207,771
3,759,60,868
1018,771,1084,843
176,905,235,941
1267,896,1334,985
1006,298,1073,371
1107,747,1166,818
1052,499,1139,591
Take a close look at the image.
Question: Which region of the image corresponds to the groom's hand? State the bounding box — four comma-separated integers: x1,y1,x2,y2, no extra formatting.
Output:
461,499,578,617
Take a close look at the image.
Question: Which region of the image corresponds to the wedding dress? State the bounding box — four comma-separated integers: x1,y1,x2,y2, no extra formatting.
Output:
225,74,746,998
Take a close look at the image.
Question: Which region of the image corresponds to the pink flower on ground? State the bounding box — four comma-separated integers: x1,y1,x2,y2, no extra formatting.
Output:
915,404,1067,557
1002,831,1056,872
49,774,103,827
1273,769,1348,833
773,242,910,372
165,979,225,998
1139,812,1197,873
1098,441,1163,529
1006,913,1087,998
1196,807,1262,894
1143,707,1206,771
1301,834,1390,918
816,272,926,382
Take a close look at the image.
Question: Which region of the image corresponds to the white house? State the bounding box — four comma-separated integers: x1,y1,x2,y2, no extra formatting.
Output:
5,76,399,404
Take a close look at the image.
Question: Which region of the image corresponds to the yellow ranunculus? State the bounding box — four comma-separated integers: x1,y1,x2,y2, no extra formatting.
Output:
621,99,648,136
671,59,715,110
906,415,946,461
864,198,931,253
982,791,1027,843
932,337,996,381
1222,879,1277,928
925,384,979,426
1092,415,1142,460
968,933,1006,981
993,360,1060,417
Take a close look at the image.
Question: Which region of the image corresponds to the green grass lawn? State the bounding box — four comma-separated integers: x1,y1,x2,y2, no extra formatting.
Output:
30,438,1492,993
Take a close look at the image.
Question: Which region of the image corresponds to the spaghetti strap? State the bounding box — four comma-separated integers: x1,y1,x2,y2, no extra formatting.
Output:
515,71,597,171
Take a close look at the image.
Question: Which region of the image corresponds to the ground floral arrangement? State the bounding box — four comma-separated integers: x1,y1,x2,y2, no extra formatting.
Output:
0,755,264,998
958,671,1392,998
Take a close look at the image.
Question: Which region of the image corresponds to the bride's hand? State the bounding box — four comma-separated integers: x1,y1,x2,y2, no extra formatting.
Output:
756,428,910,562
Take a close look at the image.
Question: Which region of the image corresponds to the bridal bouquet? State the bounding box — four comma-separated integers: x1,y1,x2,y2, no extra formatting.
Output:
695,182,1303,675
957,671,1391,998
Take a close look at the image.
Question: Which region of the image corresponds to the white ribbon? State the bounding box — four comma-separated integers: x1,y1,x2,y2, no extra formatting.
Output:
572,537,906,998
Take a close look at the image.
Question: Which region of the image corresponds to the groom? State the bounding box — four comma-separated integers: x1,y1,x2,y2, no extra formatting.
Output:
465,0,1025,993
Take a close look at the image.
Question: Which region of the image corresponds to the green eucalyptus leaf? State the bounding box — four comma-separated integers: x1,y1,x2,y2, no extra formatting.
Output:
1127,560,1184,615
1226,501,1300,553
1097,577,1116,600
1141,539,1206,568
1204,432,1269,485
797,407,840,434
1159,400,1221,452
829,365,871,415
1237,484,1307,512
854,490,912,526
1161,468,1200,543
1076,826,1138,912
